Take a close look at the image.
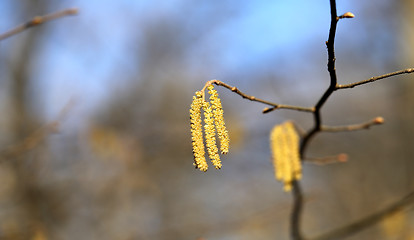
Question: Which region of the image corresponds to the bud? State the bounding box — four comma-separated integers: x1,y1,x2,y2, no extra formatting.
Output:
339,12,355,19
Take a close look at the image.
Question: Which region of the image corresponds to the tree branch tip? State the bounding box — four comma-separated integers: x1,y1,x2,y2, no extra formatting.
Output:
262,107,276,114
374,117,384,124
67,8,79,15
337,153,348,162
339,12,355,19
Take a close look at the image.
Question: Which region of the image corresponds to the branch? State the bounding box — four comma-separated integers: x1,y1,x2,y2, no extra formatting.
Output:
305,153,348,165
291,181,304,240
310,190,414,240
320,117,384,132
299,0,341,156
336,68,414,89
294,1,342,239
207,80,314,113
0,8,78,41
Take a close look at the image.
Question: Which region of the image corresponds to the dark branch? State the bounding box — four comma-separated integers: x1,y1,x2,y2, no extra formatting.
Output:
0,8,78,41
300,0,339,156
294,1,339,239
291,181,304,240
310,190,414,240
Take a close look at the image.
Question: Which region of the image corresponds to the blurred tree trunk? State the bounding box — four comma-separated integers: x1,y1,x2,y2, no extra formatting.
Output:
6,1,49,239
395,0,414,190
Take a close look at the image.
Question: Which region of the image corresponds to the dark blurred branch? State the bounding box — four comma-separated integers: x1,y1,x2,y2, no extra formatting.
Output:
207,80,314,112
336,68,414,89
310,190,414,240
0,8,78,41
291,181,304,240
320,117,384,132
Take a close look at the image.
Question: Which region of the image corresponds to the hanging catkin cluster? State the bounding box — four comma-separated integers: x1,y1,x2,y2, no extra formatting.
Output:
190,84,229,171
270,121,302,191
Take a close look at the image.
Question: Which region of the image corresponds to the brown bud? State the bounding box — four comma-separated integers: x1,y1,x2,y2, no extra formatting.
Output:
339,12,355,19
374,117,385,124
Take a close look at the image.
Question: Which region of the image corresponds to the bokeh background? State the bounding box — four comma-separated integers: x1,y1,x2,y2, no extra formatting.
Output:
0,0,413,239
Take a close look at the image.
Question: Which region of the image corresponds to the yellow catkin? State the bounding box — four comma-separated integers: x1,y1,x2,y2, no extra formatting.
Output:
208,85,229,154
203,100,222,169
190,91,208,171
270,121,301,192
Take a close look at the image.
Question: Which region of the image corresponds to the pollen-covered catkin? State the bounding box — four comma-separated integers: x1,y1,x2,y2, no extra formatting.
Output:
190,91,208,171
270,121,302,192
203,100,222,169
190,82,230,171
208,85,229,154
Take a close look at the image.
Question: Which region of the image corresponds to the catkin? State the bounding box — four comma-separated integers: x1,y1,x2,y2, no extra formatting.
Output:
190,91,208,171
203,101,222,169
190,83,230,171
270,121,302,191
208,85,229,154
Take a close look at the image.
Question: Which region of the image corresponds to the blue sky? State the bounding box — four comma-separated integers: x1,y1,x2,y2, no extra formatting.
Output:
1,0,394,126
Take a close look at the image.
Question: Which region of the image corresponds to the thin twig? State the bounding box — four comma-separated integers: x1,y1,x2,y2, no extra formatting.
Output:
320,117,384,132
305,153,348,165
0,8,78,41
336,68,414,89
310,190,414,240
208,80,314,113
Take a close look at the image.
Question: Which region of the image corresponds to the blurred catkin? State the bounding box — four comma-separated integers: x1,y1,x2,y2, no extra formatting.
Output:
270,121,302,191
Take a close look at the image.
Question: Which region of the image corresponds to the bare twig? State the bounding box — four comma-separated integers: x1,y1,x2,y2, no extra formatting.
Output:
320,117,384,132
310,190,414,240
0,8,78,41
206,80,314,113
336,68,414,89
305,153,348,165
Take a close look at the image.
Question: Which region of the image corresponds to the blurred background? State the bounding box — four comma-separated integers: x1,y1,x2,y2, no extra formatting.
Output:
0,0,413,239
